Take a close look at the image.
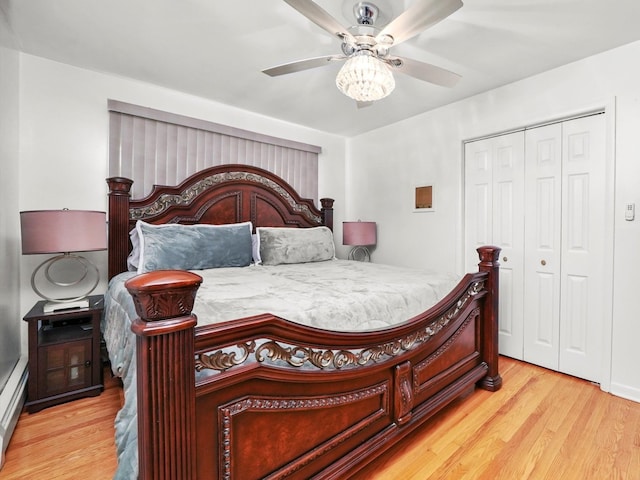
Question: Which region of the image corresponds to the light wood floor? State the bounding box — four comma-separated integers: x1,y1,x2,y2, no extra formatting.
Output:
1,357,639,479
1,370,121,479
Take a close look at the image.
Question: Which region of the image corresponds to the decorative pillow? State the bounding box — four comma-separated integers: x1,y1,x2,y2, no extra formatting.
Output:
257,226,335,266
127,228,141,271
135,221,253,273
251,234,261,264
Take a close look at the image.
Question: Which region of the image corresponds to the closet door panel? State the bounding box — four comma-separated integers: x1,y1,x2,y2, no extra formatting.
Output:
472,184,492,244
559,115,606,381
464,132,524,359
533,272,556,345
464,140,493,271
564,274,589,355
493,133,525,359
565,174,589,250
523,123,562,370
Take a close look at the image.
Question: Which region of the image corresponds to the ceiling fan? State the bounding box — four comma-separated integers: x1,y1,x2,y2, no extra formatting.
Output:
263,0,463,103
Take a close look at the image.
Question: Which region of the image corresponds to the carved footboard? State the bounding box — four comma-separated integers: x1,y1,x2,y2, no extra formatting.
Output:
125,246,501,480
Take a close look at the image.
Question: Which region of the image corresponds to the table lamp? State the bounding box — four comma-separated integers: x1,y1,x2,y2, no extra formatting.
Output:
343,221,376,262
20,209,107,312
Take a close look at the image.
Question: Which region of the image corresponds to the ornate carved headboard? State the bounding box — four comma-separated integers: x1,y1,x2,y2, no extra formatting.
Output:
107,164,334,279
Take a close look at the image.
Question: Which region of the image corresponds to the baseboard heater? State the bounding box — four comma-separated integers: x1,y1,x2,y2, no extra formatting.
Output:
0,356,28,469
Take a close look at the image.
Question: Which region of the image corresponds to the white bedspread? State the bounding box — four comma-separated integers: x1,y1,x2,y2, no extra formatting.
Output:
194,259,460,330
101,259,461,479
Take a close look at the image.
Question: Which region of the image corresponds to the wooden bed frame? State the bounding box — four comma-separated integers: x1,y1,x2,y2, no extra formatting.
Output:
106,164,501,480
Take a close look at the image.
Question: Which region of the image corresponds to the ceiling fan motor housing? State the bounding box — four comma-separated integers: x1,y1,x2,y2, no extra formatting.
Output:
354,2,379,25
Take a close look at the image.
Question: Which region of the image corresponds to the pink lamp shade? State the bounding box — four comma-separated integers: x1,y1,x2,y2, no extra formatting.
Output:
343,221,377,246
20,210,107,254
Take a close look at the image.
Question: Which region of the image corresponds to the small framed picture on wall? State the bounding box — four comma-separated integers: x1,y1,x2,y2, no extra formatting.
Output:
414,185,434,212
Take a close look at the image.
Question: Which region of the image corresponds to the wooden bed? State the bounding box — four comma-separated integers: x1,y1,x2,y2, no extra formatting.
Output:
106,164,502,480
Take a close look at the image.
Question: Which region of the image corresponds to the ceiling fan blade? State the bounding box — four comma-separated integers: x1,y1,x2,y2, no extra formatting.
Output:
284,0,356,43
263,55,346,77
388,56,461,88
377,0,463,46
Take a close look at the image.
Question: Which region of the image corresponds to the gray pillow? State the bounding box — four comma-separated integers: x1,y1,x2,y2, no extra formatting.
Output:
257,226,335,266
136,221,253,273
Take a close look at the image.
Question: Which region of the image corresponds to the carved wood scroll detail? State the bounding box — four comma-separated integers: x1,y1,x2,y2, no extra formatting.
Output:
195,341,256,371
129,171,322,223
131,291,197,321
218,383,389,480
195,281,485,373
394,361,414,426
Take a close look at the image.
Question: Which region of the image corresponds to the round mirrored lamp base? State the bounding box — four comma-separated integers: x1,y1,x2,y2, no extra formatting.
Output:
348,246,371,262
31,253,100,312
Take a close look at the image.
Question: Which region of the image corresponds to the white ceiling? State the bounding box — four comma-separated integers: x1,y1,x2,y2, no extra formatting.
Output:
2,0,640,136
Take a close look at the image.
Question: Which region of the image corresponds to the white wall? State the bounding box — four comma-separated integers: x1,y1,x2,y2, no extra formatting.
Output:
17,54,348,320
0,46,21,384
0,44,26,468
347,40,640,402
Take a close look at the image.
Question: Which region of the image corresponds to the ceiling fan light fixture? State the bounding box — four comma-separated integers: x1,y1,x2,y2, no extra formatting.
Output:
335,51,395,102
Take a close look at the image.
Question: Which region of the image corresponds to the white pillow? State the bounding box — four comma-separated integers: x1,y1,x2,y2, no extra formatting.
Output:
251,234,262,264
127,227,140,271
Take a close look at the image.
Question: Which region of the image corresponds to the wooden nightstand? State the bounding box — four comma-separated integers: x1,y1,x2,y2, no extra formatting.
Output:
23,295,104,413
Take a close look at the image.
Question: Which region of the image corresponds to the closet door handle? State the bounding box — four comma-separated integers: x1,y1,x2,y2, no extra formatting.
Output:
541,260,547,266
503,256,508,262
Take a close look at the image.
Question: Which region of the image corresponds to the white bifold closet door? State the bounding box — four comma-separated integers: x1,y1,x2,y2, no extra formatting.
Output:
464,132,525,360
523,115,606,381
464,114,606,383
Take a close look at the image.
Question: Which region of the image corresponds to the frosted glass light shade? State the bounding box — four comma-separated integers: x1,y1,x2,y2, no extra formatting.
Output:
336,52,395,102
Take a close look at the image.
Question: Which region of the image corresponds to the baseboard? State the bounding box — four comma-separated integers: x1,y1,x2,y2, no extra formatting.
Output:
0,356,27,470
610,381,640,404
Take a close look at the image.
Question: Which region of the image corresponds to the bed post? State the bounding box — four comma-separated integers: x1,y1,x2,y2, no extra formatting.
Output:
125,270,203,480
107,177,133,279
477,245,503,392
320,197,334,231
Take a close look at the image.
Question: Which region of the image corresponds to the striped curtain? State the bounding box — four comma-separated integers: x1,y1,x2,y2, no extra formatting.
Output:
108,100,320,201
